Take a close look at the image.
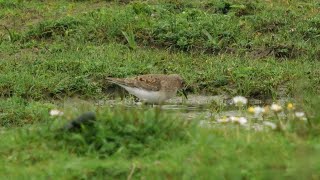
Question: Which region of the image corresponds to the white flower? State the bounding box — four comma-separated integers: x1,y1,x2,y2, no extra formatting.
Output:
49,109,64,116
232,96,248,106
295,112,307,121
271,103,282,112
254,106,265,115
263,121,277,129
248,106,265,117
238,117,248,125
230,116,247,125
216,116,230,123
229,116,239,122
295,112,305,118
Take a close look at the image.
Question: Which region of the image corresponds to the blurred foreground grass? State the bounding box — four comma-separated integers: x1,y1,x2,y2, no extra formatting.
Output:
1,105,320,179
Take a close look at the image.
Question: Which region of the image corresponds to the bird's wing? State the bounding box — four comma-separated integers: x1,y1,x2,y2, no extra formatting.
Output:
106,75,162,91
133,75,162,91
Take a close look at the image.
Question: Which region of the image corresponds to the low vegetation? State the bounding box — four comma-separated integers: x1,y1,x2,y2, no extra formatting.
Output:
1,103,320,179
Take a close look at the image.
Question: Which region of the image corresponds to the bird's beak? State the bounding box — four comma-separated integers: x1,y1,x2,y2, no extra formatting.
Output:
182,89,188,99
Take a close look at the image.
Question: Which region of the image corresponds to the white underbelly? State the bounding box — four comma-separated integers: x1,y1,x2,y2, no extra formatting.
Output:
121,86,175,103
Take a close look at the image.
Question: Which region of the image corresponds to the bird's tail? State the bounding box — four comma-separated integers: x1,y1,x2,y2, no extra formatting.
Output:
106,77,127,86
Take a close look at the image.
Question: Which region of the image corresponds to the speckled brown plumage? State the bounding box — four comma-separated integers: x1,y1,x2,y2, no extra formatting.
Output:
106,74,185,92
106,74,186,103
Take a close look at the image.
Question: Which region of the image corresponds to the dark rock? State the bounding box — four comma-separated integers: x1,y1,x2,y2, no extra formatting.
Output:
63,112,96,131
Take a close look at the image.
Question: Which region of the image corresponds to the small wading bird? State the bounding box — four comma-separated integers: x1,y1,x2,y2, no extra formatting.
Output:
106,74,188,104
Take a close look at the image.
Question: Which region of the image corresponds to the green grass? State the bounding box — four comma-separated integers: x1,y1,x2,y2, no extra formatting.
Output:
1,42,318,100
1,106,320,179
0,0,319,99
1,0,320,178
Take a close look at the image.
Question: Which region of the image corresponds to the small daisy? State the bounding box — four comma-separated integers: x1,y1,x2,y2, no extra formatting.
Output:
255,106,265,115
295,112,307,121
295,112,305,117
230,116,247,125
248,107,255,113
287,103,295,111
49,109,64,116
263,121,277,129
229,116,239,122
232,96,248,106
271,103,282,112
238,117,248,125
216,116,230,123
248,106,264,117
